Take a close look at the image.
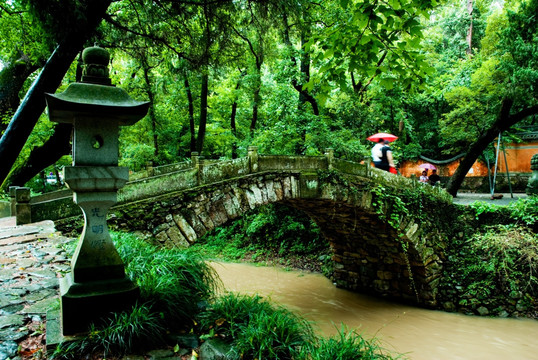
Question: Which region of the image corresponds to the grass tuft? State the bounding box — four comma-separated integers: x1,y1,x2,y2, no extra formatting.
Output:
296,325,397,360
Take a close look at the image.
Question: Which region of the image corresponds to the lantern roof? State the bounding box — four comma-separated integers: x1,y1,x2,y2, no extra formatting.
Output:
46,46,149,126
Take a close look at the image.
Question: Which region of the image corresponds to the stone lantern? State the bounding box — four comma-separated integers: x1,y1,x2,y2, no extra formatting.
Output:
46,46,149,335
527,153,538,196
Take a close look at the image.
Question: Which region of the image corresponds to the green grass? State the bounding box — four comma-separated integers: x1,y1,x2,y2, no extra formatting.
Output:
115,231,220,326
297,325,397,360
52,231,403,359
52,231,220,358
198,293,401,360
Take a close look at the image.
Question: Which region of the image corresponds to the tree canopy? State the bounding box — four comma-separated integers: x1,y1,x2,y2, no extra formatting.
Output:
0,0,537,195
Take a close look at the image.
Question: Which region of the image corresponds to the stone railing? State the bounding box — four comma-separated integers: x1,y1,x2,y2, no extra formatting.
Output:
11,147,451,224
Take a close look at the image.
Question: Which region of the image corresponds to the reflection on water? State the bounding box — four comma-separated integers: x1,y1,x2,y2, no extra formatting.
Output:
211,262,538,360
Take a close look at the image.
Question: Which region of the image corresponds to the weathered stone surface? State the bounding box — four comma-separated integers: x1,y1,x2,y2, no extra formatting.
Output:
0,314,24,330
0,340,18,360
166,226,190,248
146,349,175,359
101,168,457,306
209,201,229,228
155,231,169,244
173,214,197,243
199,338,234,360
222,193,241,219
477,306,489,316
24,297,58,314
0,326,27,341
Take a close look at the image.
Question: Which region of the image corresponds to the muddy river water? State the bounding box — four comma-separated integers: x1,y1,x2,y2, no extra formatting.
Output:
211,262,538,360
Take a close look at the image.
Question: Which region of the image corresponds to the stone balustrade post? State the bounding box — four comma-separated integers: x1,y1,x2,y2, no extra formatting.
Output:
15,187,31,225
9,186,19,217
364,156,371,177
197,156,205,185
191,152,200,184
146,161,154,177
325,148,335,170
248,146,259,173
526,153,538,196
191,151,199,166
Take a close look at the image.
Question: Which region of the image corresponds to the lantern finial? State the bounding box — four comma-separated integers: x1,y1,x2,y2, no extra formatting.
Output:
81,46,111,85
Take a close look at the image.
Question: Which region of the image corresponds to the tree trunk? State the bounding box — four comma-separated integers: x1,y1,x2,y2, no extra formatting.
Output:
196,72,209,154
282,13,319,116
251,67,261,133
6,123,72,187
183,74,196,154
466,0,473,55
0,0,112,187
142,63,159,157
0,55,39,130
446,99,538,196
230,78,242,159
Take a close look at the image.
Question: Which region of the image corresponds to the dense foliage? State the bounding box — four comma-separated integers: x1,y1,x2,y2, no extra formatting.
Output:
187,203,334,275
438,197,538,316
1,0,536,193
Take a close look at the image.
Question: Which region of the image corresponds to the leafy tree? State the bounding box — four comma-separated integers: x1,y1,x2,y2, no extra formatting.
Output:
0,0,112,189
445,0,538,196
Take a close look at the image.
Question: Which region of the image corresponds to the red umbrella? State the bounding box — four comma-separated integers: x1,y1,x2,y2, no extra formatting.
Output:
419,163,437,170
367,132,398,142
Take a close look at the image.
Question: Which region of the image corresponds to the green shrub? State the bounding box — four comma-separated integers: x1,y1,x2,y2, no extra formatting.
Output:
190,203,329,262
114,231,220,326
469,197,538,229
296,325,397,360
51,302,165,359
507,196,538,228
447,224,538,311
198,293,314,359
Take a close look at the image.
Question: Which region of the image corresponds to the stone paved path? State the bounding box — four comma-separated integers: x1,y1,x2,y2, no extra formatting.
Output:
0,218,190,360
0,217,71,360
452,192,528,206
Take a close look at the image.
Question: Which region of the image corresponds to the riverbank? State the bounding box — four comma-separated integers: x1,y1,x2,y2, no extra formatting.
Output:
0,218,401,360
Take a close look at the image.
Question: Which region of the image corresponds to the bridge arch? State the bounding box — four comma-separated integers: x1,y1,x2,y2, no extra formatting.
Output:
111,170,448,307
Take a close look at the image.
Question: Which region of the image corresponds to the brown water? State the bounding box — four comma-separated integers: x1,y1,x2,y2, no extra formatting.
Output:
211,262,538,360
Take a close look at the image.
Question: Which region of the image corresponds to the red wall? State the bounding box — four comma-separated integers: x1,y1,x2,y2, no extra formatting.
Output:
398,159,490,178
495,141,538,173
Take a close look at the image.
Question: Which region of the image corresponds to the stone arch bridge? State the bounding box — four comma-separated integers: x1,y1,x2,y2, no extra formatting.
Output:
23,147,455,307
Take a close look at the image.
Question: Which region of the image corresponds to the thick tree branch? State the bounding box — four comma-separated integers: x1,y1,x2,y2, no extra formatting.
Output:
446,99,538,197
0,0,112,188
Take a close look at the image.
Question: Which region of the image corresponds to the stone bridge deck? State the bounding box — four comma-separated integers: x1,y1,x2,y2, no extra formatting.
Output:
12,148,456,307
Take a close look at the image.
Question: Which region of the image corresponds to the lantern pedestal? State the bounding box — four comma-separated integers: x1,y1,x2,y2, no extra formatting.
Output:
60,273,139,335
59,166,138,335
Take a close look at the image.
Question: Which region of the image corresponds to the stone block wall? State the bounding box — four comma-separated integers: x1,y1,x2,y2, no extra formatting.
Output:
106,171,450,307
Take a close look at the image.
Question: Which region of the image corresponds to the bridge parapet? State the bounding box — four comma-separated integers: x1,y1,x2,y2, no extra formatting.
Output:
21,148,451,224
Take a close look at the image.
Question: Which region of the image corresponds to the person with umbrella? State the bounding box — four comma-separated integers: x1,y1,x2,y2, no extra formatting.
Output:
429,169,441,186
371,138,386,169
368,133,397,172
419,170,429,183
419,163,439,185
